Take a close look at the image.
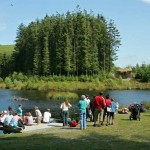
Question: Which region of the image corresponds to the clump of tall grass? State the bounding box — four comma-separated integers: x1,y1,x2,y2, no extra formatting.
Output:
47,92,79,100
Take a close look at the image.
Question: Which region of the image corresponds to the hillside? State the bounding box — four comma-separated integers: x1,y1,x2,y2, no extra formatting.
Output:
0,44,15,56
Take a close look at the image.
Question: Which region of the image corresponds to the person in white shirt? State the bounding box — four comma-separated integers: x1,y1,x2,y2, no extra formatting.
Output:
0,110,7,124
3,111,13,126
60,99,72,126
85,95,91,120
43,109,51,123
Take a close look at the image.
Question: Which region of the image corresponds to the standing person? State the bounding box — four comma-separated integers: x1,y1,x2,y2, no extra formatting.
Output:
116,102,119,113
103,94,112,126
60,99,72,126
78,95,87,130
17,104,23,117
34,106,42,125
43,109,51,123
93,92,106,127
109,98,117,125
85,95,91,120
90,95,96,122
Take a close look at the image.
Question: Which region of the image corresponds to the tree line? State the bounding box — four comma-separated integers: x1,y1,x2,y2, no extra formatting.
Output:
1,8,121,77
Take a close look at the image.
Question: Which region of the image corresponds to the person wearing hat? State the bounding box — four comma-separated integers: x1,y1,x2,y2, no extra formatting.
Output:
0,110,7,124
78,95,87,130
3,111,13,126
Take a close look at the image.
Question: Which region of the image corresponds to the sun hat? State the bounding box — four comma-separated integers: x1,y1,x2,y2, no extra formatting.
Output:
4,110,7,114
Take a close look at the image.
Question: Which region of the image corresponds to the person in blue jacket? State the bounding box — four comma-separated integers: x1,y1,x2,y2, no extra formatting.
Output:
109,98,117,125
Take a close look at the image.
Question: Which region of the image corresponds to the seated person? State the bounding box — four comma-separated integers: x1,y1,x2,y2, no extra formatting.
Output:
3,111,13,126
43,109,51,123
69,119,78,127
10,112,25,129
34,106,42,125
23,112,33,126
0,110,7,124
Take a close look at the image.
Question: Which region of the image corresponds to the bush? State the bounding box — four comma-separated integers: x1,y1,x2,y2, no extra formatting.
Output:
4,77,14,88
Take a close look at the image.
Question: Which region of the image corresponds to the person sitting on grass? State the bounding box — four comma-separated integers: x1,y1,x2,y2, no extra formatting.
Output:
0,110,7,125
43,109,51,123
23,112,33,126
10,112,25,129
3,111,13,126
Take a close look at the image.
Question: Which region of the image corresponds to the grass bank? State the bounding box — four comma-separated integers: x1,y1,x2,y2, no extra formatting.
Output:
2,75,150,91
0,112,150,150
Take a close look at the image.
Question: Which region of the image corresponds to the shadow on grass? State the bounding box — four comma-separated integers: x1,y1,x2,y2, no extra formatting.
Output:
0,129,149,150
121,118,130,121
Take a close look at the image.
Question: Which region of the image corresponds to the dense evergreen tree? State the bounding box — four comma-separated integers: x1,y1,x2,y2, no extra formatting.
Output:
9,8,121,77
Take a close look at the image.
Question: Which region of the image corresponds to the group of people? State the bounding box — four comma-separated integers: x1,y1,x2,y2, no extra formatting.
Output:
60,92,119,130
0,104,52,130
0,92,119,131
0,104,26,129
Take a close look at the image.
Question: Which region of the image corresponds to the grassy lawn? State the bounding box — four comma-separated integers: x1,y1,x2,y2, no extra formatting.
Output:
0,112,150,150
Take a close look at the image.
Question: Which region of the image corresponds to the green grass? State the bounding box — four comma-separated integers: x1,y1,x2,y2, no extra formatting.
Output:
0,112,150,150
0,44,14,56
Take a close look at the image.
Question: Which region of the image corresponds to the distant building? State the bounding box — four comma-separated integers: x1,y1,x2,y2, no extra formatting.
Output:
115,68,133,79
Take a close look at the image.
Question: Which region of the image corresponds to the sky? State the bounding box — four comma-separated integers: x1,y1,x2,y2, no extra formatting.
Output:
0,0,150,68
